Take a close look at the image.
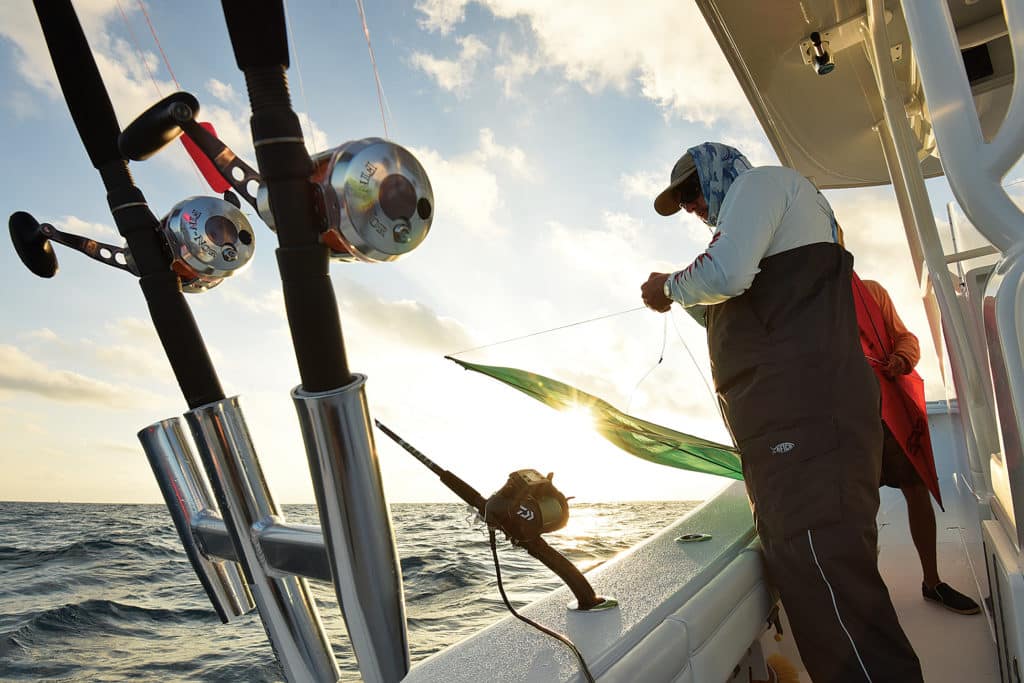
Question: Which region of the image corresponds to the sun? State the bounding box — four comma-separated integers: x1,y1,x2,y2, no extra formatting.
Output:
559,403,597,435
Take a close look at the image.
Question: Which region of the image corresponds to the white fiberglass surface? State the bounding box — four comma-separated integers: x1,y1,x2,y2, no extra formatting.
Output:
402,482,757,682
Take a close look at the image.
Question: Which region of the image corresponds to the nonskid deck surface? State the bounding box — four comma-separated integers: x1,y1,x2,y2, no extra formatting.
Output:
876,488,998,683
763,487,998,682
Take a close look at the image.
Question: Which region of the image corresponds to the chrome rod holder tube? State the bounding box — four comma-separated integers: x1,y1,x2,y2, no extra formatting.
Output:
193,517,333,583
293,374,410,683
138,418,255,623
186,398,340,683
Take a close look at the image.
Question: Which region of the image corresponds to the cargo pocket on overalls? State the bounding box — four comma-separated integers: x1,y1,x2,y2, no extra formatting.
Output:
739,419,843,540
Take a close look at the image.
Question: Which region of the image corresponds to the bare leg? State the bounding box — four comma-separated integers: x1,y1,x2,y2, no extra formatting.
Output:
901,480,940,588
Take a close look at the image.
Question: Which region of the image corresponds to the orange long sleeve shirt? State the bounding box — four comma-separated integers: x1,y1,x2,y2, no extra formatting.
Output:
860,280,920,369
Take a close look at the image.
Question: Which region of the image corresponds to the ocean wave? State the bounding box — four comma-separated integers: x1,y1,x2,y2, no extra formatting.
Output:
0,539,181,567
0,599,216,645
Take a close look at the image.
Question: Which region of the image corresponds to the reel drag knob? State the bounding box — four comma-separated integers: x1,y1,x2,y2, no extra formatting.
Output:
162,196,256,293
9,211,58,278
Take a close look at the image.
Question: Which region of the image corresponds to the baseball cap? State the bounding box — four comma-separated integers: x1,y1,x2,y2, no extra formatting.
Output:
654,152,698,216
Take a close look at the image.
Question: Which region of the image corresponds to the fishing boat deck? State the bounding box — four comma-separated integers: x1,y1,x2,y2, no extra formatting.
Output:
877,491,998,683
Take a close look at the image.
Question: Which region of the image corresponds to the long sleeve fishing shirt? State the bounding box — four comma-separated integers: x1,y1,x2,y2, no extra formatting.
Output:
664,166,839,323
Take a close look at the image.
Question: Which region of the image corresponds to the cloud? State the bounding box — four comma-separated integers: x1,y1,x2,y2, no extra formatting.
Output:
414,0,753,124
215,286,287,318
25,328,59,342
97,318,187,382
337,277,475,354
0,344,128,406
415,0,470,35
25,318,172,384
207,78,241,106
493,35,543,97
410,34,489,94
476,128,527,175
409,142,503,236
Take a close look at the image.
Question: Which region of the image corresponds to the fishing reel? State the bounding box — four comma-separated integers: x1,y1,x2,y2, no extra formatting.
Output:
298,138,432,263
161,196,255,292
8,197,254,293
119,91,433,263
484,469,570,544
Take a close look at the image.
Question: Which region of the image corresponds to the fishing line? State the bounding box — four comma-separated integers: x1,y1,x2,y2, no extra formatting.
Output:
669,309,717,410
115,0,162,97
283,0,320,152
135,0,179,88
447,306,646,357
354,0,392,138
488,528,595,683
625,315,667,412
123,1,206,191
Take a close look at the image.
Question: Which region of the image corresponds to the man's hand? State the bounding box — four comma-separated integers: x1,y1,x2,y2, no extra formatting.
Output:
884,354,911,378
642,272,672,313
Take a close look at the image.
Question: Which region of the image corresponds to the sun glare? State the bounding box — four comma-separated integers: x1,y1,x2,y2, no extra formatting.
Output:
559,404,597,435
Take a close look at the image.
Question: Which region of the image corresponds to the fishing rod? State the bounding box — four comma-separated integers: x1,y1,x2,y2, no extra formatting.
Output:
13,3,346,682
374,420,615,682
374,420,615,611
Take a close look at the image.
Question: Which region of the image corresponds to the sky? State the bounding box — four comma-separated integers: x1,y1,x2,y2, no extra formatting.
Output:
0,0,1010,504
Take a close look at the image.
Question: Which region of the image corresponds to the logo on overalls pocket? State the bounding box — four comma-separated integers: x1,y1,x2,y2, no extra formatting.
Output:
770,441,795,454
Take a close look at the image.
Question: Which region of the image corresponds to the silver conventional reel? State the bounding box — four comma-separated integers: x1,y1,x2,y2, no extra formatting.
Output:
259,138,433,263
8,195,254,293
164,196,255,292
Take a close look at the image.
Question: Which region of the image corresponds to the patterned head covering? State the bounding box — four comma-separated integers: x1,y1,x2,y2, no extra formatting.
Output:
688,142,753,226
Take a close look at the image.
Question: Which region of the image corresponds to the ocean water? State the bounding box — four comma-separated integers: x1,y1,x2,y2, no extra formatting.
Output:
0,500,699,681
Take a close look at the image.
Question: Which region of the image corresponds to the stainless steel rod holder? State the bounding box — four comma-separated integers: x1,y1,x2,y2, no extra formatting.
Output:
138,417,255,623
186,398,340,683
193,517,332,582
293,374,410,683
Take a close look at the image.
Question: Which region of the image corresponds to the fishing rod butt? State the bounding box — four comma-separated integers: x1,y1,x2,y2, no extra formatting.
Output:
292,375,411,683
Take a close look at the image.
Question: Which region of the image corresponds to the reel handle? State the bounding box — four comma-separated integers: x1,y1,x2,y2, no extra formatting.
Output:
9,211,57,278
9,211,138,278
119,91,200,161
178,119,262,212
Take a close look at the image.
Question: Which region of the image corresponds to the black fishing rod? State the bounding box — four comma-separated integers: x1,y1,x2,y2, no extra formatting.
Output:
219,0,348,391
17,0,247,410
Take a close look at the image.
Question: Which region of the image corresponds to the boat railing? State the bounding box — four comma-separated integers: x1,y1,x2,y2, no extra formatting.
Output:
902,0,1024,553
863,0,1006,535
